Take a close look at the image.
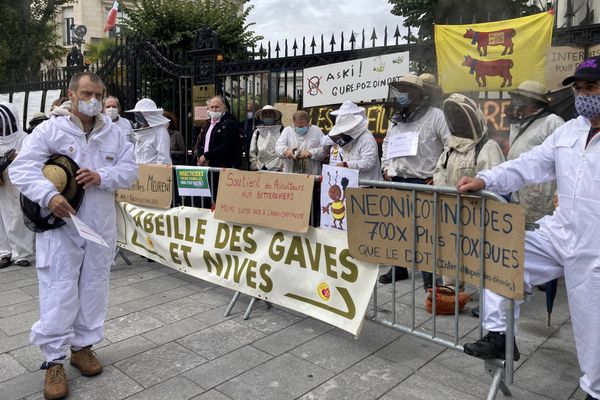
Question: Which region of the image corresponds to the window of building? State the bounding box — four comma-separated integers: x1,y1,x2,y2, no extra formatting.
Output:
63,7,75,46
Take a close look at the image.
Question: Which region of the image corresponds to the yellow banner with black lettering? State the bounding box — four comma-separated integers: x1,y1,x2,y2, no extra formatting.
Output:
435,11,554,93
116,203,379,335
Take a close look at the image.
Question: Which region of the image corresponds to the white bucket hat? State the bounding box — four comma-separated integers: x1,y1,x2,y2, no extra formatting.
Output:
330,100,366,116
328,113,364,137
509,80,548,104
126,98,164,113
255,105,282,121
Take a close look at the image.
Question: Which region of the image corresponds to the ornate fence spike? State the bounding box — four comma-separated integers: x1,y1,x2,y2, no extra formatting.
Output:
284,39,288,57
371,27,378,47
302,36,306,55
320,34,324,53
310,36,316,54
292,39,298,56
329,33,336,52
384,26,388,46
394,25,401,45
341,31,345,51
275,40,280,57
349,31,356,50
361,28,366,48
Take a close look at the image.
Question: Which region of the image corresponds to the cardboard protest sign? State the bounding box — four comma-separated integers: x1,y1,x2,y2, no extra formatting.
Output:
346,188,525,299
306,101,389,137
320,165,358,232
545,46,586,91
116,164,172,209
214,170,313,233
274,103,298,128
302,52,409,107
117,204,379,335
175,166,211,197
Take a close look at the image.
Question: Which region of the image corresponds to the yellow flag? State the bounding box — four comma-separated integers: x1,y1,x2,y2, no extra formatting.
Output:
435,11,554,93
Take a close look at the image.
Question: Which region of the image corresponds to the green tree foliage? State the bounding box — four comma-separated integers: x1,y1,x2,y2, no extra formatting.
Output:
0,0,74,84
388,0,543,42
124,0,262,63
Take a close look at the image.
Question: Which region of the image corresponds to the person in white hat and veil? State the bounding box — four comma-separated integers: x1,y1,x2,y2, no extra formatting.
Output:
0,102,35,269
504,80,564,230
327,112,381,181
126,98,172,164
249,105,283,171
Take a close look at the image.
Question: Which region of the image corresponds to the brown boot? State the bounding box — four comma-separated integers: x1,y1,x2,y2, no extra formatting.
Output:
44,363,68,400
70,346,103,376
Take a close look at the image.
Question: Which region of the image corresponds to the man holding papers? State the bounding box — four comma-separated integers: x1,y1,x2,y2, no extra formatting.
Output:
9,72,137,400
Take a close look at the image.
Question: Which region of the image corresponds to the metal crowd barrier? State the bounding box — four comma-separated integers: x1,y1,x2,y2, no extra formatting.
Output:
146,166,516,399
360,178,516,400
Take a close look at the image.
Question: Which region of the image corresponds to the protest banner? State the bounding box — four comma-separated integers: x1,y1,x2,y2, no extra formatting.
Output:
306,101,390,137
274,103,298,127
116,164,173,209
345,188,525,299
320,165,359,232
302,52,409,107
175,166,211,197
435,11,554,92
545,46,586,91
117,203,379,335
214,170,313,233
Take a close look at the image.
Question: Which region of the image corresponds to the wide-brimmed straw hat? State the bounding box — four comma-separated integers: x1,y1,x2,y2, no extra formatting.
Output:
255,105,282,121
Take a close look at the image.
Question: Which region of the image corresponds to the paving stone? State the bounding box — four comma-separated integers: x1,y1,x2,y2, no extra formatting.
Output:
126,376,205,400
376,333,446,370
0,353,27,383
108,286,151,307
110,267,177,288
142,294,217,324
0,269,31,284
235,306,304,334
0,332,30,353
191,302,250,326
0,277,38,292
252,318,333,356
0,288,34,308
142,317,208,345
191,389,232,400
217,353,335,400
95,336,157,366
184,345,272,389
120,284,207,313
513,336,580,400
105,305,133,321
129,274,192,294
103,312,164,342
10,344,43,372
115,342,206,388
0,369,43,400
299,355,413,400
0,309,38,335
178,319,266,360
0,298,38,320
290,320,400,373
380,372,481,400
184,287,239,308
68,365,144,399
20,284,39,299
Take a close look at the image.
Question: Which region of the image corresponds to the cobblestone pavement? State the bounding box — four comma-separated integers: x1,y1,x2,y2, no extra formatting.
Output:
0,252,586,400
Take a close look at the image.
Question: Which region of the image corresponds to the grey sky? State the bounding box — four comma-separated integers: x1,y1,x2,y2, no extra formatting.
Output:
245,0,407,51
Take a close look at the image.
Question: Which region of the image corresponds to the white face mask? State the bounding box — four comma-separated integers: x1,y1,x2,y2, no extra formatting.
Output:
247,112,254,119
76,97,102,117
104,107,119,121
208,111,223,120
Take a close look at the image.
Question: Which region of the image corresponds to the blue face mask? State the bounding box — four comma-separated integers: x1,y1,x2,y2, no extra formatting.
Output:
396,92,410,106
295,126,309,135
262,118,275,125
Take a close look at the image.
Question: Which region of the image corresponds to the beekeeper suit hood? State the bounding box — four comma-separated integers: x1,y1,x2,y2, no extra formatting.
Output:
126,99,171,164
328,113,369,147
0,103,28,151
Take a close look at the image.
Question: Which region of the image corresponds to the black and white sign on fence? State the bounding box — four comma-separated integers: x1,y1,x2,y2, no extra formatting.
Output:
302,51,409,108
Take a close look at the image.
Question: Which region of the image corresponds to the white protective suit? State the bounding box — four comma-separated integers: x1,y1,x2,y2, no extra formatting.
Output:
114,116,135,145
8,108,137,362
434,136,505,187
333,120,382,181
0,103,35,262
477,115,600,399
133,112,171,164
249,125,283,171
275,125,326,175
382,107,450,179
507,113,564,227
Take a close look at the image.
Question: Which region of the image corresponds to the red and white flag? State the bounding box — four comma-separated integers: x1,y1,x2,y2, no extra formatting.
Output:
104,1,119,32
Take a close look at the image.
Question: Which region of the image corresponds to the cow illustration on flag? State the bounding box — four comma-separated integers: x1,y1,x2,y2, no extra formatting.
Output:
435,11,554,92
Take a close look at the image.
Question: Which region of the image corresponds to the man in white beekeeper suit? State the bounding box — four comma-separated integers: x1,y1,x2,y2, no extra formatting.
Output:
327,110,382,181
126,98,171,164
458,56,600,400
505,80,564,230
8,72,137,400
276,110,326,175
0,102,35,269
